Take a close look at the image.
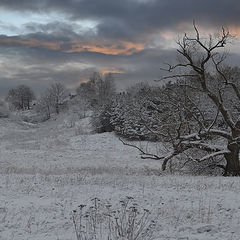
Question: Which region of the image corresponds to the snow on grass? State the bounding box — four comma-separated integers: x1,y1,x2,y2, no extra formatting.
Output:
0,117,240,240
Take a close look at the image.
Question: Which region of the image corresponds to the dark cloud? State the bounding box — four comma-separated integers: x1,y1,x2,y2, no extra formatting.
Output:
0,0,240,96
1,0,240,36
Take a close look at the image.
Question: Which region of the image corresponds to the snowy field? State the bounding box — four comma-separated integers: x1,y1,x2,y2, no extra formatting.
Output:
0,116,240,240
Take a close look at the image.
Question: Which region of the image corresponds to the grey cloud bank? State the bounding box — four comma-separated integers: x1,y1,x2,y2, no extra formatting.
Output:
0,0,240,95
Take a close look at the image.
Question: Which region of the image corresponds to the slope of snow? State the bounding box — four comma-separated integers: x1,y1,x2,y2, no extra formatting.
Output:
0,116,240,240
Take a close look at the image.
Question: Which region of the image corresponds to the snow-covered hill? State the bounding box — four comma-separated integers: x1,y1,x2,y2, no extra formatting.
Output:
0,116,240,240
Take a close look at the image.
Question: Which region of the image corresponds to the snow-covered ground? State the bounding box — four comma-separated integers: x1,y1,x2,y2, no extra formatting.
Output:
0,115,240,240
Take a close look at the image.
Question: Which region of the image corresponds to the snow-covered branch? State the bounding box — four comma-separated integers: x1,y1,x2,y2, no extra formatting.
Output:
196,150,230,163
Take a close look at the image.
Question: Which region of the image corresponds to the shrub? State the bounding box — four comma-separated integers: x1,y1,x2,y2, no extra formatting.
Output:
72,197,157,240
91,102,114,133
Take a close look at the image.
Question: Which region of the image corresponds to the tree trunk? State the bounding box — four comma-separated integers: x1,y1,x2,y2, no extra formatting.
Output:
21,99,24,110
56,104,59,114
224,142,240,176
47,105,50,119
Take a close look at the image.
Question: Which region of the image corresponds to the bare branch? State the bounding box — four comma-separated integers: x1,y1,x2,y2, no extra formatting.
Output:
159,63,193,72
162,152,177,171
206,107,220,132
157,74,198,81
182,141,225,152
212,57,240,102
119,138,163,160
196,150,229,162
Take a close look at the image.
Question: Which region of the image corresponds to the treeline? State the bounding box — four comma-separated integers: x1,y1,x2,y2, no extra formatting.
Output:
3,68,239,144
4,82,68,120
2,71,229,142
3,72,169,141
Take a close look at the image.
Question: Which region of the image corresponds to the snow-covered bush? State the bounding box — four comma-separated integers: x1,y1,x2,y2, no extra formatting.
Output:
110,93,148,139
91,101,115,133
110,85,163,140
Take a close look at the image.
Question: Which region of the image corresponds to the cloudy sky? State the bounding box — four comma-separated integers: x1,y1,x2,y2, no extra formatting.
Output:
0,0,240,96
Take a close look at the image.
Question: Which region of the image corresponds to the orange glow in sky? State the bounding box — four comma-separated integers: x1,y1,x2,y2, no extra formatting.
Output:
0,36,145,56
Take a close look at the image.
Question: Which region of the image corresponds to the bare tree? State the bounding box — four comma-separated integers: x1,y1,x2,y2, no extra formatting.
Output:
89,72,116,132
76,72,116,107
36,92,53,120
48,82,67,114
76,72,116,132
36,83,67,119
6,85,35,110
76,81,97,107
98,73,116,104
122,23,240,176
